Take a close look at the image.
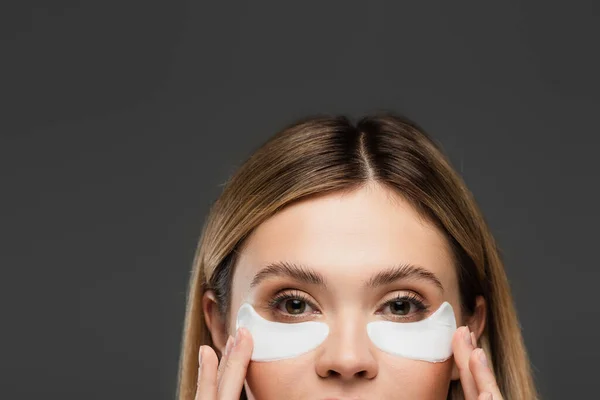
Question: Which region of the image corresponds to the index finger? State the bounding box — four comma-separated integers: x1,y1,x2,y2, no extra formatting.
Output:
452,326,479,400
469,348,504,400
217,327,253,399
195,345,219,400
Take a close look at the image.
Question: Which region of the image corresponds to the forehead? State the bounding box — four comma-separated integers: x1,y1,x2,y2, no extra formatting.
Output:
234,184,456,293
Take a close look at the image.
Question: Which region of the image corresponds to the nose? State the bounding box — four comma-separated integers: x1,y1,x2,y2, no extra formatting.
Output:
315,313,378,380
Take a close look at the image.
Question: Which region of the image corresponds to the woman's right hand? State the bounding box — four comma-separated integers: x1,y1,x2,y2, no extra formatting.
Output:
452,326,504,400
195,327,254,400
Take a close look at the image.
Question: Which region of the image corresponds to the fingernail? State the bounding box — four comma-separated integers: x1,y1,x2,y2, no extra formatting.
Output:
463,326,471,345
482,392,493,400
224,335,234,356
478,348,488,367
233,327,243,347
198,346,203,380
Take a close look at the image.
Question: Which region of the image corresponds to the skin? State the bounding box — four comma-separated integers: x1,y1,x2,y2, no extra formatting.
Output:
198,183,504,399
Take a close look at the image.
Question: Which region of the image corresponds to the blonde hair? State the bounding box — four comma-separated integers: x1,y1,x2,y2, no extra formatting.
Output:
176,113,538,399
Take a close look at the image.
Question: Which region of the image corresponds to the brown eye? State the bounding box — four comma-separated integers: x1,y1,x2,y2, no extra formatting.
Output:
379,294,428,320
270,291,318,318
284,298,306,314
390,300,411,315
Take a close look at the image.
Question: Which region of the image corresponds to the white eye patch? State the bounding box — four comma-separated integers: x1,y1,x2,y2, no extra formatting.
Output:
235,302,457,363
366,302,457,362
235,303,330,361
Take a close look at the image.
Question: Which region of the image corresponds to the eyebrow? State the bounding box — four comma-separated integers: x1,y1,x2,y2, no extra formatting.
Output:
366,263,444,293
249,261,444,293
250,261,327,289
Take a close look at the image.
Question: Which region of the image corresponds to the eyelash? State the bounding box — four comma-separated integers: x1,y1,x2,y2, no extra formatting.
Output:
266,290,430,321
378,292,429,321
267,290,319,321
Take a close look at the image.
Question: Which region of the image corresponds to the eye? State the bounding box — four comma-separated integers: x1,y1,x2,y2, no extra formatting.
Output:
280,298,310,315
378,292,429,320
387,299,412,315
267,290,318,319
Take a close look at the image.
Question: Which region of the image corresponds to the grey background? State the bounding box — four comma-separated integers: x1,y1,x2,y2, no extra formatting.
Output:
1,1,598,399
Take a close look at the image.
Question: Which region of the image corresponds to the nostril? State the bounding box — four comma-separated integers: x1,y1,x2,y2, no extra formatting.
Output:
355,370,368,378
315,343,378,380
326,369,368,379
326,370,341,378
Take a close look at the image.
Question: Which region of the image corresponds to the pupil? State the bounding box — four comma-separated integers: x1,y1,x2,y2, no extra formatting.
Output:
285,299,306,314
392,300,410,315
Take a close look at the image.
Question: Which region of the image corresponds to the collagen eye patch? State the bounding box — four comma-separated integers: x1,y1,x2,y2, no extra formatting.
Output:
235,303,330,361
366,301,457,362
235,302,457,363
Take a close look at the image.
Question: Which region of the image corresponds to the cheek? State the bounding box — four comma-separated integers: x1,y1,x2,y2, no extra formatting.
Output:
245,358,314,400
243,354,453,400
379,354,453,399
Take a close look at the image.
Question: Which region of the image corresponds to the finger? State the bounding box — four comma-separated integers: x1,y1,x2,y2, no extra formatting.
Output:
218,327,254,399
469,348,504,400
195,345,219,400
451,326,479,400
216,335,234,385
470,331,477,348
478,393,493,400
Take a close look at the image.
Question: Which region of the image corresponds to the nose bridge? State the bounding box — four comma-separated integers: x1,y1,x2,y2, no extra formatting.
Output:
315,308,378,379
331,310,370,348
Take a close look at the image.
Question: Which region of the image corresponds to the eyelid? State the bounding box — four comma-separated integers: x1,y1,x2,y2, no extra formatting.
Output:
266,289,429,320
379,290,427,306
267,289,321,314
376,291,429,318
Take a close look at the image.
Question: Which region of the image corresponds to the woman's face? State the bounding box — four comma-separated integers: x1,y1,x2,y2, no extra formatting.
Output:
225,183,464,399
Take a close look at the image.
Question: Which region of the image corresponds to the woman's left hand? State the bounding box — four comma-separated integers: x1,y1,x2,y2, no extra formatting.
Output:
451,325,504,400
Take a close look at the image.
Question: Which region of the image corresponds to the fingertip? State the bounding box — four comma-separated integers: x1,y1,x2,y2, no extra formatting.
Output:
238,326,249,336
195,345,219,398
452,326,462,342
200,344,219,368
471,352,502,398
468,347,481,368
469,348,493,379
240,327,253,343
224,334,235,357
479,348,488,367
452,328,481,399
452,326,471,349
451,326,475,375
232,327,252,349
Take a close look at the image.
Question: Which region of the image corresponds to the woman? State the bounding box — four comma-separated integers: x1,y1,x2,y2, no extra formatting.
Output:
176,114,539,399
